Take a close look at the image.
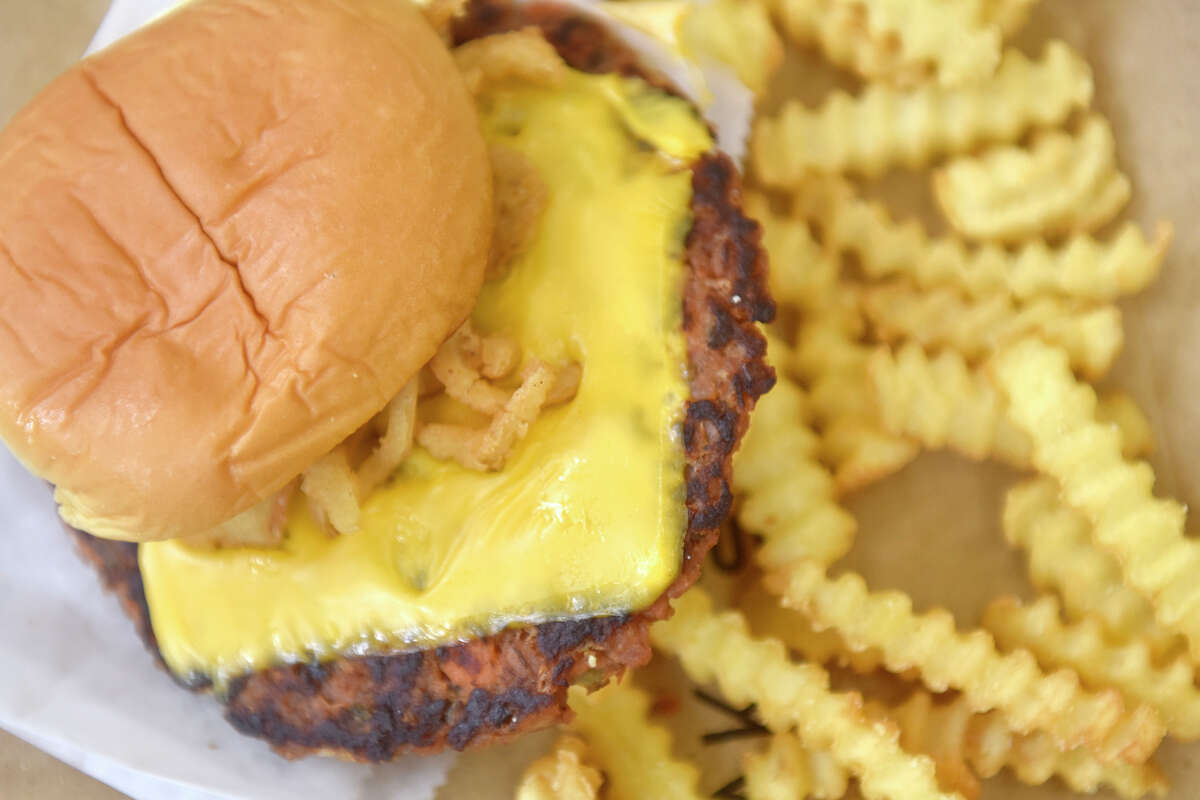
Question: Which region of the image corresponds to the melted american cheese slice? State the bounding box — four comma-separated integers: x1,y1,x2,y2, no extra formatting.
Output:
139,69,713,687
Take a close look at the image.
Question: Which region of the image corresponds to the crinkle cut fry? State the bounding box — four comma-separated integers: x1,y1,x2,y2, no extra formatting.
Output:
867,343,1029,466
787,314,919,493
1003,477,1184,664
567,681,703,800
868,344,1155,466
982,0,1040,36
743,732,849,800
803,176,1170,302
855,0,1002,87
874,689,1168,799
818,415,921,495
764,561,1166,763
739,582,893,675
733,367,856,566
752,40,1092,182
933,115,1130,242
515,735,602,800
763,0,929,86
994,338,1200,662
651,590,963,800
863,692,979,800
984,594,1200,740
743,192,839,313
862,282,1123,380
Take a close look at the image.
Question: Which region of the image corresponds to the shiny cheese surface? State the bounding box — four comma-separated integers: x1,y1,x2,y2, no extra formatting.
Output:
139,69,713,686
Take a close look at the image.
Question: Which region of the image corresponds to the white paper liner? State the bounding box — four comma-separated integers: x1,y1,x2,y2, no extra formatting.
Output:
0,1,755,798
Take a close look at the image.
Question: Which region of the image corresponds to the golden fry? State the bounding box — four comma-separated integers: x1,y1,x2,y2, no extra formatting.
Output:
864,692,980,800
651,590,962,800
567,682,703,800
740,582,891,674
752,41,1092,181
765,0,929,86
778,298,917,492
981,0,1040,36
805,178,1170,302
867,345,1151,467
744,192,839,312
1003,478,1184,664
867,344,1030,465
818,415,920,494
1097,392,1155,458
743,732,849,800
790,315,868,384
862,282,1123,380
767,561,1166,762
876,690,1168,799
984,594,1200,740
933,115,1130,242
994,339,1200,662
733,371,857,566
856,0,1002,87
515,736,602,800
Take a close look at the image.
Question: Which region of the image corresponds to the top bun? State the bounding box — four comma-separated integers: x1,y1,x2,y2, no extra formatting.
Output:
0,0,492,542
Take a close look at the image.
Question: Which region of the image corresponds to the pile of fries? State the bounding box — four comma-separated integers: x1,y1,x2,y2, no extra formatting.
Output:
505,1,1192,798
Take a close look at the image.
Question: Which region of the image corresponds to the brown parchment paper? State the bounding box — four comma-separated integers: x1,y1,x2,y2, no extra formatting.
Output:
441,1,1200,797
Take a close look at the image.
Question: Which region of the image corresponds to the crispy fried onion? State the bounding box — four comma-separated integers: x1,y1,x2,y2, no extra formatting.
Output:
453,29,569,96
183,482,295,550
455,32,558,279
298,380,419,537
419,322,581,472
488,144,549,279
294,323,579,537
193,31,573,544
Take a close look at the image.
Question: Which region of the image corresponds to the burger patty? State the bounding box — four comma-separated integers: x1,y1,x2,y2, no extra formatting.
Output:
69,1,775,762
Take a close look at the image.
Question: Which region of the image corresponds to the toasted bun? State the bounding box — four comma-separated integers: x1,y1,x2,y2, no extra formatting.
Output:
0,0,492,542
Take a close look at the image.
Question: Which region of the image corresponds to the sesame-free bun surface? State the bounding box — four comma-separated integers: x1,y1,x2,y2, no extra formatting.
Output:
0,0,492,542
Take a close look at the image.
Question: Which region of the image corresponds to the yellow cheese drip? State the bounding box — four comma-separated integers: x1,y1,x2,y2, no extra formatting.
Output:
139,69,713,687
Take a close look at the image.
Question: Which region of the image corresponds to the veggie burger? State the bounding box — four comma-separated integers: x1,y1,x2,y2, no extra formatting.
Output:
0,0,774,759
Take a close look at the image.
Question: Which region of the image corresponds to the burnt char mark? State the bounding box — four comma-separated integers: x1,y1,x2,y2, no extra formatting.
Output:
67,0,776,762
684,399,738,452
447,687,554,750
707,298,735,349
690,159,776,327
686,461,734,532
536,615,627,659
225,653,453,760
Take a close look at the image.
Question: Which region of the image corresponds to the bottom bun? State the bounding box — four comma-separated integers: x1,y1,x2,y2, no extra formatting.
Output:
70,0,774,761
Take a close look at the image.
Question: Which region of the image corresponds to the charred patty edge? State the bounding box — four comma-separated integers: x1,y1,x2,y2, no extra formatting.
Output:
69,0,775,762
